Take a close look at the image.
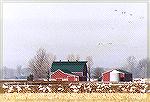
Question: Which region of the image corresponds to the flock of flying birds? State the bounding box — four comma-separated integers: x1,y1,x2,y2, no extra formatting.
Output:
98,42,112,46
97,9,144,46
114,9,144,23
115,9,133,16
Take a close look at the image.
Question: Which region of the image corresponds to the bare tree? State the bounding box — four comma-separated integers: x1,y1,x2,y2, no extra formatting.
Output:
137,58,149,78
92,67,104,79
125,56,138,78
122,57,150,78
28,48,56,80
16,65,22,77
86,56,94,81
76,54,80,61
66,54,80,61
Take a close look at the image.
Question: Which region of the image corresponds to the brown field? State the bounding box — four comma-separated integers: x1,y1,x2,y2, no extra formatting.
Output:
0,93,149,102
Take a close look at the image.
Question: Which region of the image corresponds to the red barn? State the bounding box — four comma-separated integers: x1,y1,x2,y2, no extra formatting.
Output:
51,69,79,81
51,61,87,81
102,69,132,82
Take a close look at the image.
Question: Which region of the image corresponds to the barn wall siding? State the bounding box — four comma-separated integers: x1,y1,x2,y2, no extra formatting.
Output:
51,71,68,79
102,72,110,82
67,76,75,81
51,70,79,81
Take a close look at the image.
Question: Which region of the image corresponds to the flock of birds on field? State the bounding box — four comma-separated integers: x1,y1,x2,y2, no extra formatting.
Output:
1,81,150,93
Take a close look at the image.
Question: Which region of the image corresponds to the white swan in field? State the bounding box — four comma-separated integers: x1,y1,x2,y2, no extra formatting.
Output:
101,83,105,87
46,86,51,92
79,83,83,86
72,88,79,93
96,82,101,86
16,85,22,92
142,84,148,88
25,85,31,90
8,86,14,93
69,83,72,86
38,85,42,88
97,84,102,89
140,89,146,93
2,84,8,89
38,87,43,91
42,87,47,92
109,89,113,93
58,87,64,91
69,85,79,93
70,85,77,89
76,85,81,88
86,85,92,91
129,86,136,92
140,79,146,83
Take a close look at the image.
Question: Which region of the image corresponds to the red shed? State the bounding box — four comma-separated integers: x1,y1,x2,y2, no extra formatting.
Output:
102,69,132,82
102,71,110,82
51,69,79,81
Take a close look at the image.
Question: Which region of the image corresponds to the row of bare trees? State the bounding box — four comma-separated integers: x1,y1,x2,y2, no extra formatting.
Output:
122,56,150,78
28,48,94,81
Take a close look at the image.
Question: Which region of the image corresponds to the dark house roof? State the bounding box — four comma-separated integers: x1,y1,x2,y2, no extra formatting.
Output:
103,69,132,74
58,68,73,75
51,61,87,72
115,69,132,74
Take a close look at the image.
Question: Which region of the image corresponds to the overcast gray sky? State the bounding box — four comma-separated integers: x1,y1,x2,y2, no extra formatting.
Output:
3,3,147,69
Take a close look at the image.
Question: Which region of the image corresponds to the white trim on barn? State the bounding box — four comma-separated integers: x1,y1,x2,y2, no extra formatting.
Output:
51,69,77,77
102,70,112,75
72,72,83,76
102,69,123,75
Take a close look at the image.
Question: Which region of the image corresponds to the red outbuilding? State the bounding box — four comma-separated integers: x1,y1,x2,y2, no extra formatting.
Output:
102,69,132,82
51,69,79,81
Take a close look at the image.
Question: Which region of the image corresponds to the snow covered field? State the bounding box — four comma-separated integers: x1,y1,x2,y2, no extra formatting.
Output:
1,82,150,93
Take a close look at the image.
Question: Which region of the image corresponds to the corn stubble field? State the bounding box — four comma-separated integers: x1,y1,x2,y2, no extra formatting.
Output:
0,93,149,102
0,80,150,102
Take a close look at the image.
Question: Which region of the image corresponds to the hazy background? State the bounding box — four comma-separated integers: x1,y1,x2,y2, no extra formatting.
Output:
3,3,147,69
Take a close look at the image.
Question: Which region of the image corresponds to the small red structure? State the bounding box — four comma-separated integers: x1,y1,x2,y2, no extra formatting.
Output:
102,69,132,82
102,71,110,82
51,69,79,81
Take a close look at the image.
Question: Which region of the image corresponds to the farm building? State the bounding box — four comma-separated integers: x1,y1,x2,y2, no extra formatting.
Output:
102,69,132,82
51,69,79,81
51,61,87,81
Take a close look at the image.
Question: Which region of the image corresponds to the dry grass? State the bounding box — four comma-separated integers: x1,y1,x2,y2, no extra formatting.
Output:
0,93,149,102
